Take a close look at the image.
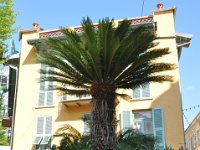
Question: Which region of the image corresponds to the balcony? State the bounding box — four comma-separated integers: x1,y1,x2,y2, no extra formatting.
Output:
61,95,92,107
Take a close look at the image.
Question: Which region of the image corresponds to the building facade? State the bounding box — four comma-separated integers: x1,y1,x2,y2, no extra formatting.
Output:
12,5,191,150
185,112,200,150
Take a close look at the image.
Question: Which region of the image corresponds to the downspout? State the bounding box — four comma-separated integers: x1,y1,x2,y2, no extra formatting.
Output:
10,59,20,150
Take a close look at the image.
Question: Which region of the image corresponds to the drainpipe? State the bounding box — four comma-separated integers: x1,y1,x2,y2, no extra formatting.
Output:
9,62,20,150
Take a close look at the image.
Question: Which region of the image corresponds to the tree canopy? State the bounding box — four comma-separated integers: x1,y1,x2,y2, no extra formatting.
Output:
0,0,17,59
37,17,175,149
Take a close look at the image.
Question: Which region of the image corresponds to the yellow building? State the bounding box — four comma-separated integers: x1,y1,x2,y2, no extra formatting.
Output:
185,112,200,150
11,4,192,150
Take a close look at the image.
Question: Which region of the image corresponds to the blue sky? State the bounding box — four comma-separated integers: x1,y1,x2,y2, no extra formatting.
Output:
11,0,200,129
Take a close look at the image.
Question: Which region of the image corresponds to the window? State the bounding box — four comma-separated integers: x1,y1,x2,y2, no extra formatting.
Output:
133,110,153,135
132,83,150,99
33,116,52,150
38,64,53,106
121,108,165,149
0,75,7,85
83,113,91,135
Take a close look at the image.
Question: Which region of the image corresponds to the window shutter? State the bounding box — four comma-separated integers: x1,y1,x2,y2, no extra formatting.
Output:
122,111,131,130
41,136,51,145
33,136,43,145
39,64,46,106
45,116,52,135
46,67,54,105
39,93,45,106
133,86,140,99
37,117,44,134
83,114,90,134
47,92,53,105
142,83,150,97
152,108,165,150
40,64,45,90
63,94,67,100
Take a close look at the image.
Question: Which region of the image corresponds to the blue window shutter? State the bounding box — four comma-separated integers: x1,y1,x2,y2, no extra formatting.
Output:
142,83,150,98
37,117,44,134
152,108,165,150
45,116,52,134
39,93,45,106
122,111,131,130
133,86,140,99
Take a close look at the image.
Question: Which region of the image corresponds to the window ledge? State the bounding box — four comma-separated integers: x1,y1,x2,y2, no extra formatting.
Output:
35,105,55,109
131,97,153,101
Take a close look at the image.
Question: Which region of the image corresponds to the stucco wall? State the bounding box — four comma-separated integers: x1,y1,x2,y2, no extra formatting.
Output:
12,8,184,150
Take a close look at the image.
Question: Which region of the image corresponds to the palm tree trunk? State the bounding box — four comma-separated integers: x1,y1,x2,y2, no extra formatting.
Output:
91,84,117,150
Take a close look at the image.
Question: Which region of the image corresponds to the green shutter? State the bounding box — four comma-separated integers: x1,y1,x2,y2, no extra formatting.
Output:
122,111,131,130
37,117,44,134
142,83,150,97
45,116,52,134
133,86,140,99
153,108,165,150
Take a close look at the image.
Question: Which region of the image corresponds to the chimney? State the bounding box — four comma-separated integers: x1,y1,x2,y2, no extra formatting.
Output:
32,22,39,29
157,2,164,10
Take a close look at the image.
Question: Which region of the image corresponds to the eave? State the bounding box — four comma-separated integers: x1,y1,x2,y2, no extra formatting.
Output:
176,32,192,59
62,98,92,107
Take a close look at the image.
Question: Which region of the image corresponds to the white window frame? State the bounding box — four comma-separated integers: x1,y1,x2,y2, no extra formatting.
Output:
132,83,151,100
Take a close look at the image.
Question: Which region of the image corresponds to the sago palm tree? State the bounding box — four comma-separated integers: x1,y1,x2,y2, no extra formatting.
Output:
37,17,175,150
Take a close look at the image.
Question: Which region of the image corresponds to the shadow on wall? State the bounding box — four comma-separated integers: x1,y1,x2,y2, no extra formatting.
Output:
132,81,184,149
23,47,37,65
55,102,91,122
53,81,185,149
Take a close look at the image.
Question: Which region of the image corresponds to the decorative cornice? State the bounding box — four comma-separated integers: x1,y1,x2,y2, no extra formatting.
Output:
39,16,154,39
118,16,153,26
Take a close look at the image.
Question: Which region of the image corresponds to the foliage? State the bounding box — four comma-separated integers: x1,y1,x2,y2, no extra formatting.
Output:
38,17,175,149
165,145,184,150
52,125,155,150
52,124,91,150
117,129,155,150
0,124,8,145
0,87,9,146
0,0,17,61
37,17,175,97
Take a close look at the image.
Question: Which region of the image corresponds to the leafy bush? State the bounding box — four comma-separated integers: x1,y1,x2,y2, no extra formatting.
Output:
52,125,155,150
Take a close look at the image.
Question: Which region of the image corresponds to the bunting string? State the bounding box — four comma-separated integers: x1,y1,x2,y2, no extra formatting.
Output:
182,104,200,111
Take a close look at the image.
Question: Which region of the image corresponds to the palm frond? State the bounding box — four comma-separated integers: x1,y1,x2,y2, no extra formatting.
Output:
37,17,175,96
